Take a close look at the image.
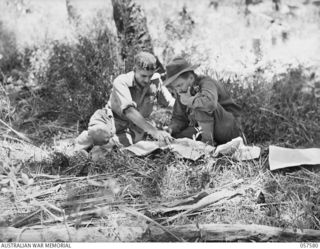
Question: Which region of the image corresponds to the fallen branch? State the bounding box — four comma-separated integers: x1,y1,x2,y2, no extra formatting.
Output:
1,134,29,144
0,225,144,242
120,207,184,242
11,209,41,227
3,223,320,242
162,189,243,224
30,174,61,179
21,184,62,201
31,205,114,226
146,223,320,242
161,192,209,210
159,179,244,211
0,118,32,143
36,174,112,187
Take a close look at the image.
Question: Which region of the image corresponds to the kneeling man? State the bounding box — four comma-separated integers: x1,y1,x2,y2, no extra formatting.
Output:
75,51,175,150
164,57,241,145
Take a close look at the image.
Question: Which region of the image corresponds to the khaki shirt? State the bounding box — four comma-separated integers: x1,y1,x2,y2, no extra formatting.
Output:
170,75,241,133
107,71,174,133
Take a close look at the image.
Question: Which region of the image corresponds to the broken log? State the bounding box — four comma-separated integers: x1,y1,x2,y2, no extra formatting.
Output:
0,225,144,242
2,223,320,242
146,223,320,242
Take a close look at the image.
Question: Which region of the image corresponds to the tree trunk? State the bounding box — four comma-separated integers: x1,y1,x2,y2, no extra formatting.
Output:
111,0,164,72
65,0,80,27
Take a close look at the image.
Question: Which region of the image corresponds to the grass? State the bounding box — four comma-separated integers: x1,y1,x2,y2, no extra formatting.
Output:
1,139,320,241
0,0,320,242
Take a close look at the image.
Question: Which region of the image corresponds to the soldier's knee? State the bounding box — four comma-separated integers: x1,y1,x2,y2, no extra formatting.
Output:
216,120,239,144
224,120,234,131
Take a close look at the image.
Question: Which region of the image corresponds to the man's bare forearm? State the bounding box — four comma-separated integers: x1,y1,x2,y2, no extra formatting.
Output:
124,107,157,135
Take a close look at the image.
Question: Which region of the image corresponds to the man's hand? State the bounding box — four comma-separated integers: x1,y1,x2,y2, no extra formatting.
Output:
179,87,195,106
124,107,174,144
150,129,174,144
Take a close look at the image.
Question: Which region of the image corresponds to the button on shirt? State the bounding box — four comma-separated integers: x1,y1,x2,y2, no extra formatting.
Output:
108,71,175,133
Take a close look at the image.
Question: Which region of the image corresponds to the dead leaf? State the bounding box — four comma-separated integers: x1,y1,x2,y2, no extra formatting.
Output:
0,179,10,186
87,179,105,187
87,178,121,195
107,179,121,195
21,173,29,185
1,187,9,193
214,137,243,156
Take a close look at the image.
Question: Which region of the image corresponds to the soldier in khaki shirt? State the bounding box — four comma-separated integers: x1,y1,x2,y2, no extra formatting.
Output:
75,52,174,150
164,57,241,146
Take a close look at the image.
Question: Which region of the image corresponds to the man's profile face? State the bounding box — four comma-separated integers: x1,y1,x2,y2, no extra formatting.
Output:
134,67,154,87
169,75,193,95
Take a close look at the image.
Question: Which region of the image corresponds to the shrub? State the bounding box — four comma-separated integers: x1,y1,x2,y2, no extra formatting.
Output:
36,29,121,128
0,20,30,124
225,66,320,146
0,21,20,74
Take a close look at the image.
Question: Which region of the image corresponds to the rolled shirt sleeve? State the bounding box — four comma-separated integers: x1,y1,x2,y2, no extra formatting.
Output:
188,77,218,114
109,72,137,116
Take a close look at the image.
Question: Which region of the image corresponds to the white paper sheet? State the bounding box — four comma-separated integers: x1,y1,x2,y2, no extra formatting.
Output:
269,145,320,170
124,137,260,161
215,137,261,161
123,140,163,156
124,138,215,160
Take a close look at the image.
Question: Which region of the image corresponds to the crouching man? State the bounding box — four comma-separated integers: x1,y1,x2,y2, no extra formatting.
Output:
75,51,175,150
164,57,241,145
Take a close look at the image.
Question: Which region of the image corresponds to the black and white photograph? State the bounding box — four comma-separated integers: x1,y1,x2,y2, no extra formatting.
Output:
0,0,320,244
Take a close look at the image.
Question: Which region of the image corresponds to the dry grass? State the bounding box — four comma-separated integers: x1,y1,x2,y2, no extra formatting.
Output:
1,136,320,242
